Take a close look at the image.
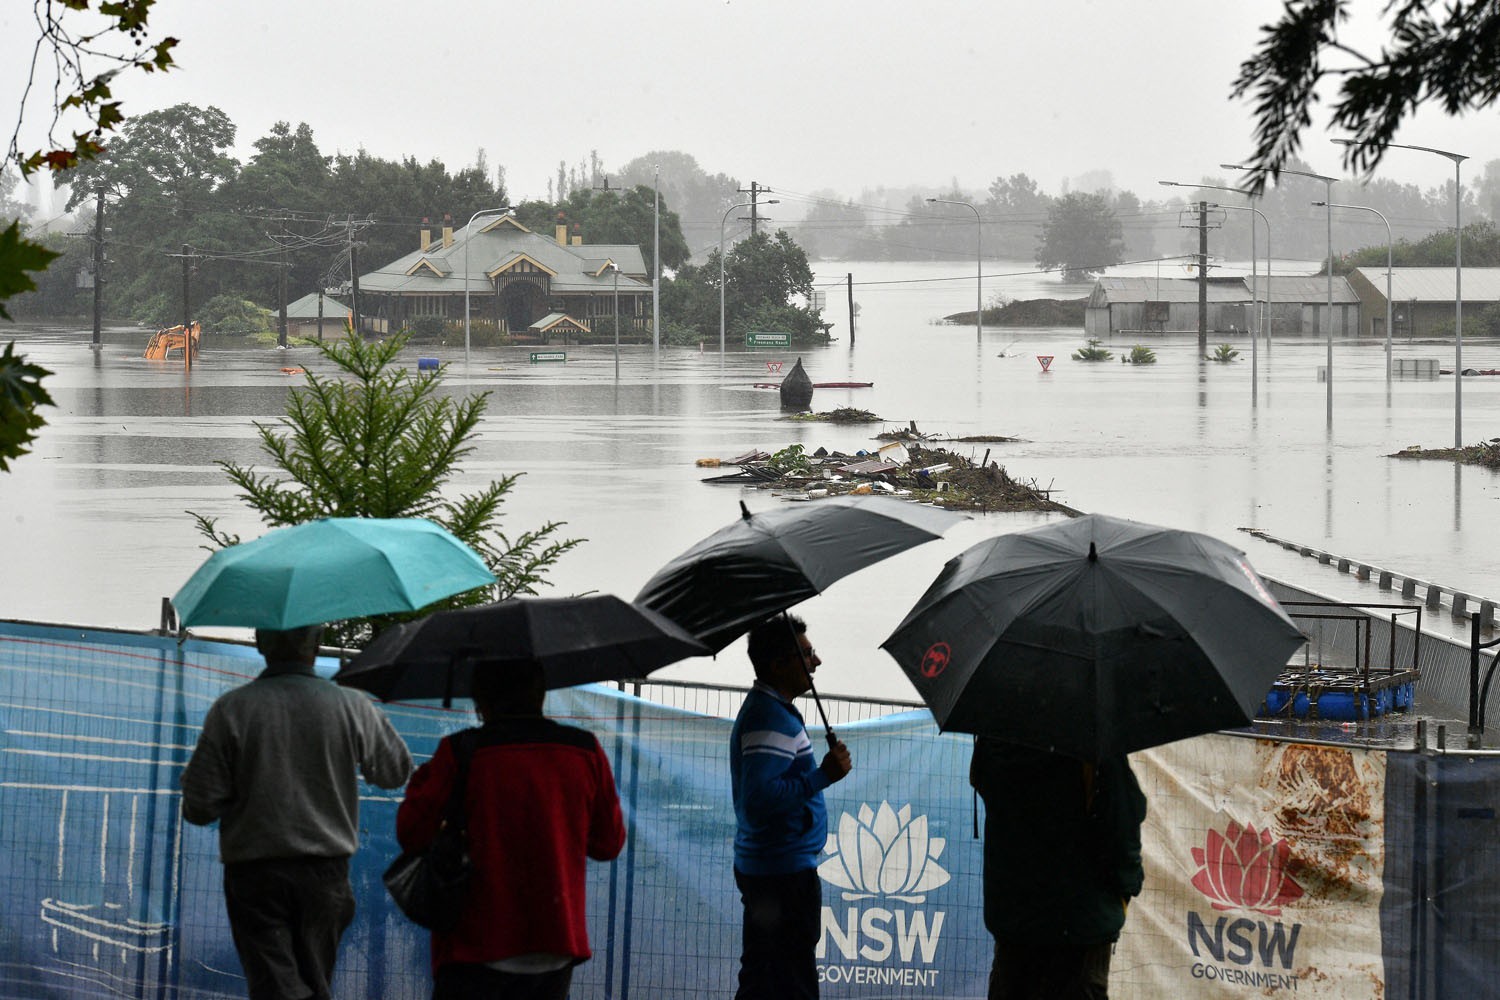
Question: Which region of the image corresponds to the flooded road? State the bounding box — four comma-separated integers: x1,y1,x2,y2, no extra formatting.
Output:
3,259,1498,700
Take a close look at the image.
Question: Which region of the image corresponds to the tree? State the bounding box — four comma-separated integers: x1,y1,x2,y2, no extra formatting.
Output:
613,151,741,262
793,193,869,260
4,0,176,471
1036,193,1125,282
514,186,691,271
190,331,580,646
8,0,178,177
326,149,508,280
64,103,241,324
0,166,30,222
1233,1,1500,186
662,230,829,345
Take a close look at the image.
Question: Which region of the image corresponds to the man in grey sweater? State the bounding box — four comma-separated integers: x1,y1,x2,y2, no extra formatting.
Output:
181,626,412,1000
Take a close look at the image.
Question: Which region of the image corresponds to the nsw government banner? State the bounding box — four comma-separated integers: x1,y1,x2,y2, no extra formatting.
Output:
1114,734,1387,997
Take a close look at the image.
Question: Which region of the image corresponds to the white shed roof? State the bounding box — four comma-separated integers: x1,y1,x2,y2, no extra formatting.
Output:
1351,266,1500,302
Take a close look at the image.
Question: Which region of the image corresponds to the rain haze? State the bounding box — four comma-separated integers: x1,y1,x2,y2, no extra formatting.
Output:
2,0,1488,208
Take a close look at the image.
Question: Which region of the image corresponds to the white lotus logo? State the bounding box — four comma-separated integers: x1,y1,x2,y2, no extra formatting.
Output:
818,801,951,903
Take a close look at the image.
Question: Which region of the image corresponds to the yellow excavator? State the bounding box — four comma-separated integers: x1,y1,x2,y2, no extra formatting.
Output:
143,321,201,363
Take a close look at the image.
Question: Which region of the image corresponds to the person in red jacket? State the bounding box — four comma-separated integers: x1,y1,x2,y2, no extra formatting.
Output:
397,659,625,1000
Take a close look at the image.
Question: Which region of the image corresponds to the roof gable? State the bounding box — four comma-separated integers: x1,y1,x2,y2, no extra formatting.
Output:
405,257,448,278
488,252,558,279
480,214,531,235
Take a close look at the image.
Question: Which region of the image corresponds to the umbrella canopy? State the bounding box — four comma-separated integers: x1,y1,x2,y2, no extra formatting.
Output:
635,495,966,654
172,517,496,630
880,513,1306,759
333,595,709,701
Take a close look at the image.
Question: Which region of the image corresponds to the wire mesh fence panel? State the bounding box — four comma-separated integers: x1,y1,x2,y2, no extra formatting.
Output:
0,623,990,999
12,620,1498,998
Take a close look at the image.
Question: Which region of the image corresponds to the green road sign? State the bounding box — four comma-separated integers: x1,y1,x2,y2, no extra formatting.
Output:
529,351,567,363
745,332,791,347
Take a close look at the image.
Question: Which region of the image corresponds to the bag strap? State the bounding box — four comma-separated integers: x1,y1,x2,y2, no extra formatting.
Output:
440,728,477,833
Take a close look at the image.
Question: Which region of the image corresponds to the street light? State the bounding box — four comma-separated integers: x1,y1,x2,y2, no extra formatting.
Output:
1314,200,1393,385
1335,138,1467,446
926,197,982,341
1224,162,1336,428
610,260,620,380
652,164,661,355
463,205,511,368
1159,180,1271,402
720,199,778,359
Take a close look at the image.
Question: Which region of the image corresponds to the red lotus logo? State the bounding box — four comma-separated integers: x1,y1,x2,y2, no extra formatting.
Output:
919,642,951,678
1190,820,1304,916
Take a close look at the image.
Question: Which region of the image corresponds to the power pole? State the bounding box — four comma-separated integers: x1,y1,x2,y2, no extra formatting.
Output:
348,216,361,336
91,190,105,349
740,181,772,236
847,273,856,348
277,245,288,348
1198,201,1209,354
182,244,192,329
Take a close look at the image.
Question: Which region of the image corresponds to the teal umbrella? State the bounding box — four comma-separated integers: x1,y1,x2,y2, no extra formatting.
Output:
172,518,496,630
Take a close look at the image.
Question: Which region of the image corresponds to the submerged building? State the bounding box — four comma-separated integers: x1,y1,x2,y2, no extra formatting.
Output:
353,213,649,340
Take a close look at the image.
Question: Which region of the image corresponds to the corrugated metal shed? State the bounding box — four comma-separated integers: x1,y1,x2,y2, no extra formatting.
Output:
1245,275,1360,304
1088,277,1246,305
1350,267,1500,302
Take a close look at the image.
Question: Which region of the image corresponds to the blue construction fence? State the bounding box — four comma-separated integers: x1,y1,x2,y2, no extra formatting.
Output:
1,621,1499,998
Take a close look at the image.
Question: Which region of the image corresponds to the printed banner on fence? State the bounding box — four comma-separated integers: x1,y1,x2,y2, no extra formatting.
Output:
0,623,994,999
1114,734,1387,998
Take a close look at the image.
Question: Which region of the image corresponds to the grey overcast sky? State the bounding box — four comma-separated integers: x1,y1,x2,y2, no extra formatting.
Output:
4,0,1495,208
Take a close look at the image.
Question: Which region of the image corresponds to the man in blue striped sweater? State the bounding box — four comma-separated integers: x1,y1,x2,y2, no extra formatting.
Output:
730,614,853,999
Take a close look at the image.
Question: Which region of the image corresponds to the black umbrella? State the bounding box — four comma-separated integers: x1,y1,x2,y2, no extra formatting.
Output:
333,595,709,704
880,513,1306,759
636,495,966,738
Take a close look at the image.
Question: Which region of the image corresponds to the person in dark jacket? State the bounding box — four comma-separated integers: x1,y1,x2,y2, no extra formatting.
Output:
397,658,625,1000
969,737,1147,1000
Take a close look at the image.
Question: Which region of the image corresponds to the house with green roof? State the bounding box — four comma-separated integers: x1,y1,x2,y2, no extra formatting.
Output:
284,290,349,340
353,214,650,340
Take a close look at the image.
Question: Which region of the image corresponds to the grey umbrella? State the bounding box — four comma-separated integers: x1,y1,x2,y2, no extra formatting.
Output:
637,495,966,740
880,513,1306,759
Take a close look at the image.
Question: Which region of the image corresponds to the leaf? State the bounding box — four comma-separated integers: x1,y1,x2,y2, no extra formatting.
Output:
0,223,62,320
0,341,55,472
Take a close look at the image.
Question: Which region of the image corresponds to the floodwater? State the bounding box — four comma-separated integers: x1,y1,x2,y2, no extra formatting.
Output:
3,259,1498,702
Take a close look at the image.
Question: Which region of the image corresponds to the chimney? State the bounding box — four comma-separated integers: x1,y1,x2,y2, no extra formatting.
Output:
570,222,582,247
442,213,453,249
555,211,567,246
420,216,431,252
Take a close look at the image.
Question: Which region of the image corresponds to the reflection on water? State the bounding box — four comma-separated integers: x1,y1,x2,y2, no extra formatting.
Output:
3,261,1499,700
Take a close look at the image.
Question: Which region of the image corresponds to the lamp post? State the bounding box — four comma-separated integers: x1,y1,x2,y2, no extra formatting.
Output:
927,197,983,341
720,199,778,359
1224,163,1336,428
1315,200,1393,385
652,163,661,355
1159,180,1271,402
1334,138,1467,446
611,260,620,379
463,205,511,368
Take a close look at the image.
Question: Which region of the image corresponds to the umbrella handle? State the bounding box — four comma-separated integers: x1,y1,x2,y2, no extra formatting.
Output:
802,670,837,748
781,612,837,746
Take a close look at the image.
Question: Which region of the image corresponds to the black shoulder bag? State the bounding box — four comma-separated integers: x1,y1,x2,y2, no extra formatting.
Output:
384,729,476,932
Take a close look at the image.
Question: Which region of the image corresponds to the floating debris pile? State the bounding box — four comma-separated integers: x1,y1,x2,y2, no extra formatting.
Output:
696,441,1061,512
